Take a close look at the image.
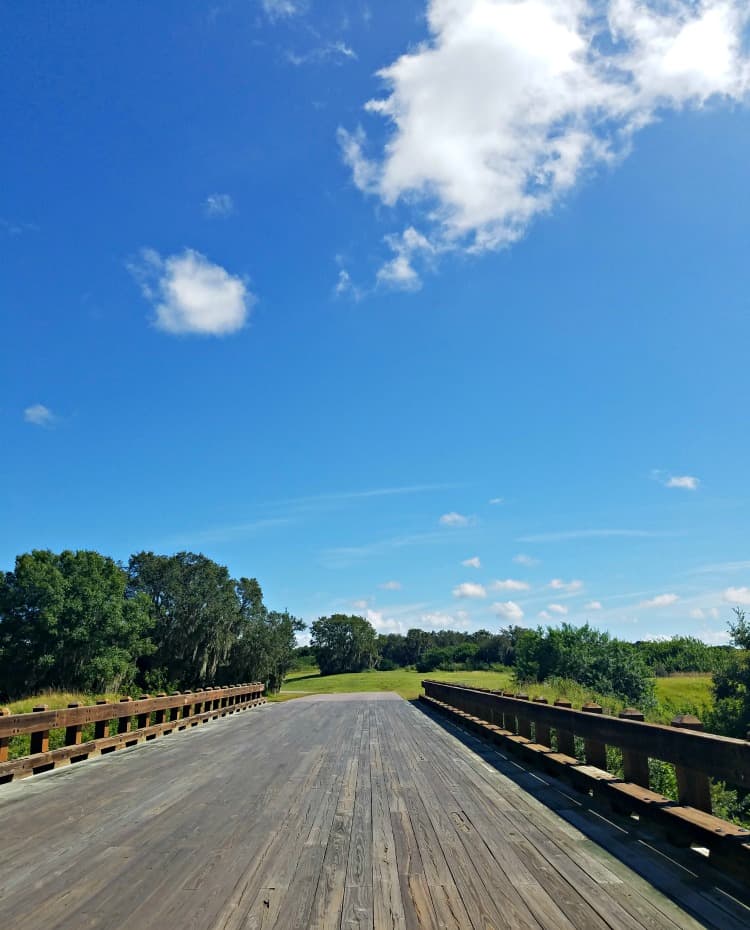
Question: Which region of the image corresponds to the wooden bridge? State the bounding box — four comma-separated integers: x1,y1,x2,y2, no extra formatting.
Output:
1,686,749,929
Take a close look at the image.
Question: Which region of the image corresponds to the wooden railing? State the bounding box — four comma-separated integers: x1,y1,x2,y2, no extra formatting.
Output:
0,682,265,783
421,680,750,880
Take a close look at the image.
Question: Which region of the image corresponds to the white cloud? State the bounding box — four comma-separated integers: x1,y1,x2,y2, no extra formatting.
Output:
547,603,568,615
461,556,481,568
585,600,602,611
379,580,403,591
352,599,370,610
492,600,524,622
130,248,253,336
489,497,504,505
288,41,358,66
204,193,234,217
538,610,552,621
452,582,487,599
699,628,732,645
439,511,472,527
334,268,364,301
262,0,304,19
513,553,539,567
342,0,750,281
549,578,583,593
723,586,750,605
665,475,700,490
23,403,55,427
639,593,680,608
421,610,471,629
376,226,435,291
491,578,530,592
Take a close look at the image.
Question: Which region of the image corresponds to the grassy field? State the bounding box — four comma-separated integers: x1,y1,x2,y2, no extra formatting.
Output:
279,667,715,723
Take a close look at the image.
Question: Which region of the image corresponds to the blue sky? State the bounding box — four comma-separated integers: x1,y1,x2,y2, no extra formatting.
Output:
2,0,750,644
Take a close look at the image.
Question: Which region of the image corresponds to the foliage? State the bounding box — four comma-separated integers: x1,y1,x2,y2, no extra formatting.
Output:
0,548,303,701
0,550,153,698
310,614,378,676
708,607,750,739
636,636,729,676
514,623,655,707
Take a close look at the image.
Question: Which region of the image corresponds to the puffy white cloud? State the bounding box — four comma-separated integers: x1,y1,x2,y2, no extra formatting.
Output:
341,0,750,280
549,578,583,593
547,603,568,615
452,582,487,598
130,248,253,336
585,600,602,611
23,403,55,427
461,556,481,568
639,593,680,608
699,628,732,645
439,511,472,527
379,580,403,591
665,475,700,490
513,553,539,567
492,600,524,621
204,193,234,217
723,586,750,605
491,578,530,592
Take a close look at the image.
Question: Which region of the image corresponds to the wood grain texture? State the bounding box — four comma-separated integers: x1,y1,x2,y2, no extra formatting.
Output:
1,691,747,930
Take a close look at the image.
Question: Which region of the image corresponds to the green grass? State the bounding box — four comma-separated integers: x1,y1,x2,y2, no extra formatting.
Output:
278,668,716,725
278,667,515,701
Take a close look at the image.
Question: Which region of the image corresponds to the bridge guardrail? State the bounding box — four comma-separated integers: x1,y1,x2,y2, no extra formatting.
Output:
421,679,750,880
0,682,265,783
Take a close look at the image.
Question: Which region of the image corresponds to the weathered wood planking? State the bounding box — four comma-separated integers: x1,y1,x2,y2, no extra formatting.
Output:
1,692,748,930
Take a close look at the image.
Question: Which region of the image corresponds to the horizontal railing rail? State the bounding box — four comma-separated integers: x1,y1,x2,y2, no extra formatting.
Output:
421,679,750,880
0,682,265,783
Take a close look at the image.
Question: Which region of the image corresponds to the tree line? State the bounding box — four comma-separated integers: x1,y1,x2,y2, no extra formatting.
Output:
0,549,303,700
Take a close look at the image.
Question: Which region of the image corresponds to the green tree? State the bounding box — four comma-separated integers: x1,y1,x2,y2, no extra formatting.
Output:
311,614,378,675
226,578,304,692
710,608,750,738
127,551,238,688
0,549,152,698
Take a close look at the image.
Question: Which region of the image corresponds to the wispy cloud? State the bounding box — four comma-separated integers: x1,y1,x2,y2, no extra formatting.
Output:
513,553,539,567
518,529,675,543
439,511,473,527
283,483,458,508
163,517,292,547
461,556,481,568
262,0,304,20
129,248,253,336
379,580,403,591
638,593,680,609
547,603,568,616
23,403,56,428
204,193,234,217
320,531,450,568
665,475,700,490
549,578,583,593
488,497,504,505
491,579,530,592
452,582,486,599
585,600,603,611
287,41,358,66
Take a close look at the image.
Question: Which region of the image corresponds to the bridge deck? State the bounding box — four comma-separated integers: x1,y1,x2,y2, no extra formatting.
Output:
0,693,747,930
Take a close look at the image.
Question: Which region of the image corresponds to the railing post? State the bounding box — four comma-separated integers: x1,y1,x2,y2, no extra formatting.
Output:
182,691,193,723
117,697,132,735
154,693,167,726
30,706,50,755
94,700,110,740
619,709,650,787
533,697,550,747
581,702,607,769
672,715,712,812
169,692,181,724
0,707,10,762
65,703,83,746
137,695,151,730
502,692,515,731
554,699,575,756
516,694,532,738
